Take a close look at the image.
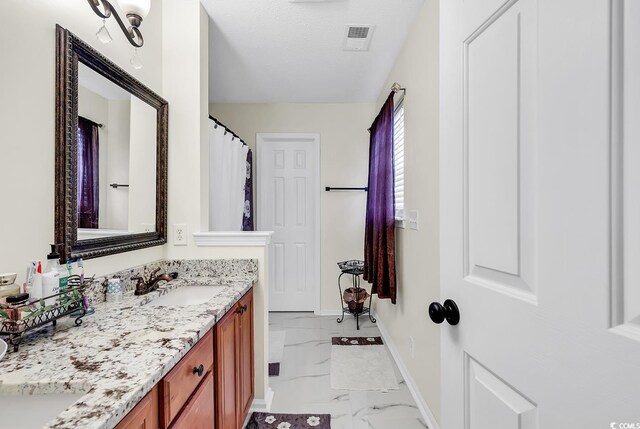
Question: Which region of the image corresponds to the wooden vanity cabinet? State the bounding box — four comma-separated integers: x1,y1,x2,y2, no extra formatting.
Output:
237,290,255,421
169,371,215,429
115,386,159,429
160,330,214,428
214,289,254,429
115,289,254,429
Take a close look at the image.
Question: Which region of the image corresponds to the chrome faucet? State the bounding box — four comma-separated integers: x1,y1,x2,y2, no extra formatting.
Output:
133,268,178,295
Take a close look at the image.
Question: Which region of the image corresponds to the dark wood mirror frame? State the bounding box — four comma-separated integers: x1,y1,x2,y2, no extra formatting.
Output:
55,25,168,261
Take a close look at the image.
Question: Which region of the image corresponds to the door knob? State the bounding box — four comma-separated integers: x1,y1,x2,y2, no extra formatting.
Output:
428,299,460,325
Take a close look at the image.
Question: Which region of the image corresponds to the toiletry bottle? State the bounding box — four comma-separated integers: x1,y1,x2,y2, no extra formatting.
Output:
77,258,85,283
24,261,36,294
42,270,59,305
44,244,68,296
66,260,75,289
31,261,43,300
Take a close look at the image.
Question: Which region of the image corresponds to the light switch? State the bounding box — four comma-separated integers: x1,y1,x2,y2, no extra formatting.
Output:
408,210,419,230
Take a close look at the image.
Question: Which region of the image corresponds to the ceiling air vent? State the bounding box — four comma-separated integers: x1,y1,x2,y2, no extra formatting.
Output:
344,25,375,51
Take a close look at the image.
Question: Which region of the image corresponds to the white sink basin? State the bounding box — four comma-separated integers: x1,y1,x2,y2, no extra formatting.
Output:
147,286,226,307
0,392,84,429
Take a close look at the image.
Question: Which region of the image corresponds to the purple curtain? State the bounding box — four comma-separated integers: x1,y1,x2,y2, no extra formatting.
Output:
242,149,254,231
77,116,100,229
363,92,397,304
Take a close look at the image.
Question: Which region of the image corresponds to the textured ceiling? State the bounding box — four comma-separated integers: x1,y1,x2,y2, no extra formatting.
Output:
201,0,424,103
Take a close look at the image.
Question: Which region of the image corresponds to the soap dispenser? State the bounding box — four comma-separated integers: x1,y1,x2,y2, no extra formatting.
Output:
43,244,68,303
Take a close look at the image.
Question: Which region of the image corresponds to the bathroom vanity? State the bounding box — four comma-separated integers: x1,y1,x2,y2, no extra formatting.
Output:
116,290,253,429
0,26,263,429
0,259,258,429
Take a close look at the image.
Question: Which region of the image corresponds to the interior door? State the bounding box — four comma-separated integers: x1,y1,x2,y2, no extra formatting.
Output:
440,0,640,427
258,133,320,312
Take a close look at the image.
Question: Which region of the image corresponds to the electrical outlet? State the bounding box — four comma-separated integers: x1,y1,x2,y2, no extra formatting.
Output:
174,224,187,246
409,336,415,358
408,210,419,230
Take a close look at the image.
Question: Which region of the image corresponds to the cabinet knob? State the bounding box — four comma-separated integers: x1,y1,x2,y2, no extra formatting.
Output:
236,304,248,314
192,364,204,377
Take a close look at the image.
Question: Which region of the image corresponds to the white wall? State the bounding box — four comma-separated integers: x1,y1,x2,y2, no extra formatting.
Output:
0,0,165,277
106,99,131,230
373,0,441,423
209,103,375,311
128,97,156,233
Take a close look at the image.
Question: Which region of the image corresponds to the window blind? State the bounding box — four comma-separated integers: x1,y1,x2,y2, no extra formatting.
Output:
393,104,405,219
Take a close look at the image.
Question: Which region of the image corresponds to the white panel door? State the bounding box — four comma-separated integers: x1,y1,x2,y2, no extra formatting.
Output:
258,134,319,312
441,0,640,427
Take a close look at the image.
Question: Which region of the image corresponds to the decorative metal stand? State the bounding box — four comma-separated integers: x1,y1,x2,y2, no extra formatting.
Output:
0,276,90,352
336,260,376,330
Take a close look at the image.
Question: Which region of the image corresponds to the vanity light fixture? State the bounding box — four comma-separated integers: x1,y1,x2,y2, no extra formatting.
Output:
130,48,143,69
87,0,150,48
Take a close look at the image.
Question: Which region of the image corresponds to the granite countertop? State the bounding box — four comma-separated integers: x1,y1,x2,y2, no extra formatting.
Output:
0,260,256,429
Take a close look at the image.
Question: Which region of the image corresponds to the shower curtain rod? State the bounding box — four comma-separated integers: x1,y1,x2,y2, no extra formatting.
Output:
208,115,247,147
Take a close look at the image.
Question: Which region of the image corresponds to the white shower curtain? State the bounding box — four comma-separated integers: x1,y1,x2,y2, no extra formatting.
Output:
209,121,249,231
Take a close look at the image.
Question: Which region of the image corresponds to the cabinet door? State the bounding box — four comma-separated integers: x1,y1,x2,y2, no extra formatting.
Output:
115,386,159,429
170,371,215,429
214,307,238,429
237,290,254,424
160,331,214,428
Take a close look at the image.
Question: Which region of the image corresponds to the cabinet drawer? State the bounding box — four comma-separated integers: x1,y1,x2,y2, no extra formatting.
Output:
170,371,215,429
115,386,159,429
160,331,213,428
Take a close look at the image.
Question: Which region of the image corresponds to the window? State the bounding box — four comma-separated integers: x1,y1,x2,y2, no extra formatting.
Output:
393,101,405,221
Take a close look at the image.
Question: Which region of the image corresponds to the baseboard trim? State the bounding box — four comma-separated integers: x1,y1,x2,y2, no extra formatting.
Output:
373,310,440,429
250,387,274,412
314,309,343,317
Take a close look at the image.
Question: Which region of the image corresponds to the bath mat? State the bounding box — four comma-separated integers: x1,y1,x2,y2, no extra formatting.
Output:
246,412,331,429
269,330,286,377
330,336,399,391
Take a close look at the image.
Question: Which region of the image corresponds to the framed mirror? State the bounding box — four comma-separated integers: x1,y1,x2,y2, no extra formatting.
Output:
55,25,168,261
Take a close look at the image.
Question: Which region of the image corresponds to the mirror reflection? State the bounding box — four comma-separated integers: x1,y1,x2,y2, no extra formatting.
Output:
76,62,157,240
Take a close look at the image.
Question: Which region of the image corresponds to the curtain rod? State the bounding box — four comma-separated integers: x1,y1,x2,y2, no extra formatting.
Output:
208,115,247,147
391,82,406,94
79,115,104,128
367,82,406,133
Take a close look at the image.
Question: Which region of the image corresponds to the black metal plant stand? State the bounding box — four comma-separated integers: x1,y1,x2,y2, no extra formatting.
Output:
336,260,376,330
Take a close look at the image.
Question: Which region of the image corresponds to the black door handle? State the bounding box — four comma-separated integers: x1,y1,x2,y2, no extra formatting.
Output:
428,299,460,325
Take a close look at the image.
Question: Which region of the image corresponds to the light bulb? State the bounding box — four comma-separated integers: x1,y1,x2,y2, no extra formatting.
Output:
96,19,112,44
116,0,150,19
130,48,142,70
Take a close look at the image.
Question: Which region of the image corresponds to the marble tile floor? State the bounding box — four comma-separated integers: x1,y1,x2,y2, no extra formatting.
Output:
263,312,428,429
